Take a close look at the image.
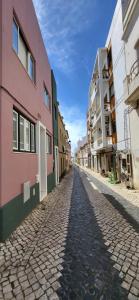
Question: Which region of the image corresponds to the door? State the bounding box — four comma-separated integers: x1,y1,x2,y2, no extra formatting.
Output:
55,146,59,185
37,122,47,201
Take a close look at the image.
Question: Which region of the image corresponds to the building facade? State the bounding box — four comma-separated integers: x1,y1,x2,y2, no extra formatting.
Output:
0,0,54,241
105,0,131,185
87,0,136,187
58,111,70,179
65,130,71,172
122,0,139,188
88,48,116,176
51,70,59,188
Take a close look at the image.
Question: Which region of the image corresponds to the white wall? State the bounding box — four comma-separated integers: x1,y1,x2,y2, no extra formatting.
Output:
106,0,130,152
124,1,139,188
124,1,139,73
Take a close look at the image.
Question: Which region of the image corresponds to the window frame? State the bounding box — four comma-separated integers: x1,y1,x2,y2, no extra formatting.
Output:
13,110,19,150
44,85,51,110
12,16,35,83
46,133,52,154
13,109,36,153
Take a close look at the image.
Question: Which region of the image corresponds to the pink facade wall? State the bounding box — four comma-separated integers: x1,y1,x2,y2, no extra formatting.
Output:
0,0,53,206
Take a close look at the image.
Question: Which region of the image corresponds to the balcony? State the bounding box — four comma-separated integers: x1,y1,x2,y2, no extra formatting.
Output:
124,59,139,105
104,102,111,114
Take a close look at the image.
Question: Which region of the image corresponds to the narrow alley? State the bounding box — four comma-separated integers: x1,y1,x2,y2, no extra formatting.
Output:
0,167,139,300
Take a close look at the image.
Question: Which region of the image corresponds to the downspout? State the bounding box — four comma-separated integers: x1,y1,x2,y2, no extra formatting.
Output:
123,42,133,187
0,0,3,209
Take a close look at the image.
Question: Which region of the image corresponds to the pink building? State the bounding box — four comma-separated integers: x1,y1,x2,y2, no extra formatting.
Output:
0,0,54,241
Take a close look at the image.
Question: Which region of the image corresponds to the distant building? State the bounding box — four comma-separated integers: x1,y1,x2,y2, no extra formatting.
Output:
88,47,116,176
58,111,71,179
51,71,59,187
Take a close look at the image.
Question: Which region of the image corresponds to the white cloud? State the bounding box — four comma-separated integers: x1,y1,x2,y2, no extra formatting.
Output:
33,0,96,74
59,104,87,152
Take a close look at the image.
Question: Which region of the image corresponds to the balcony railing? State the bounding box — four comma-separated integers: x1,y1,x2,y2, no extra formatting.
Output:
130,59,139,82
124,59,139,104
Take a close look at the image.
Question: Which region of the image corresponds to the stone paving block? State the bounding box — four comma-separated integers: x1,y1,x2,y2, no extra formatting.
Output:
24,292,35,300
35,287,44,298
128,269,136,278
130,286,139,296
121,281,131,291
46,287,54,296
128,293,138,300
3,284,12,294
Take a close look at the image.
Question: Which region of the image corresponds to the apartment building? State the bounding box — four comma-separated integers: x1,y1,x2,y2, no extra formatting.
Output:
88,0,135,186
122,0,139,188
0,0,54,241
76,143,88,168
88,48,115,176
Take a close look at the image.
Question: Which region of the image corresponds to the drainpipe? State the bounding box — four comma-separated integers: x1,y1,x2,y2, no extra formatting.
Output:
123,43,133,188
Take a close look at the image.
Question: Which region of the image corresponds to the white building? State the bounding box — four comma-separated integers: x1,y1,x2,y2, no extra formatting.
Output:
122,0,139,188
106,0,132,186
88,47,116,175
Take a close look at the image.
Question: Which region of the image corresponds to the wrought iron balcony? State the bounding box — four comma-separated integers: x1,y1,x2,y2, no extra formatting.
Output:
124,59,139,105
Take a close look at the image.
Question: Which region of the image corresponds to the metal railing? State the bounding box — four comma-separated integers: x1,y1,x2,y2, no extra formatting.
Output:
130,59,139,82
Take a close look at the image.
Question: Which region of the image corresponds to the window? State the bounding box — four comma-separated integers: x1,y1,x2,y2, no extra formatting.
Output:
31,124,35,152
25,120,30,151
13,110,35,152
20,116,25,150
19,34,28,69
12,20,18,53
12,17,35,82
112,120,116,133
28,54,35,81
19,116,30,151
110,83,114,98
13,110,18,150
44,87,50,109
46,134,52,154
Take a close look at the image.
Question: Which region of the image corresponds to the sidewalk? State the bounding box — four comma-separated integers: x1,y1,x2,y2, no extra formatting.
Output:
78,165,139,224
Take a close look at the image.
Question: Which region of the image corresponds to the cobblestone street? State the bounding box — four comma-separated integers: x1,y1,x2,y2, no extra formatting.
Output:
0,167,139,299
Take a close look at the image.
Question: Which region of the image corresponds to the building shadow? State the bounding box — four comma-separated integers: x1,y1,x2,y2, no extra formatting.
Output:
57,169,128,300
83,170,139,226
102,193,139,234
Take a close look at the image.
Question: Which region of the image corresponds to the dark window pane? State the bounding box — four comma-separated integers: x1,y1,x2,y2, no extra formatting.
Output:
12,20,18,53
31,124,35,152
20,116,25,150
29,55,34,81
44,88,50,108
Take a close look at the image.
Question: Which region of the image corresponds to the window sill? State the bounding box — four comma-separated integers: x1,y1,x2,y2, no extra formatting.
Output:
13,150,37,154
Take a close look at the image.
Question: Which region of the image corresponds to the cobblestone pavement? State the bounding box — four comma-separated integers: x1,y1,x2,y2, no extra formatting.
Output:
0,167,139,299
79,165,139,224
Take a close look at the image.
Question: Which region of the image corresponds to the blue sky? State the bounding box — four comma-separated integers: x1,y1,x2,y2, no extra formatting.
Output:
33,0,117,152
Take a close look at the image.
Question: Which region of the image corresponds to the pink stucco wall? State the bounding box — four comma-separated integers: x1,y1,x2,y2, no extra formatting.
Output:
0,0,53,206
